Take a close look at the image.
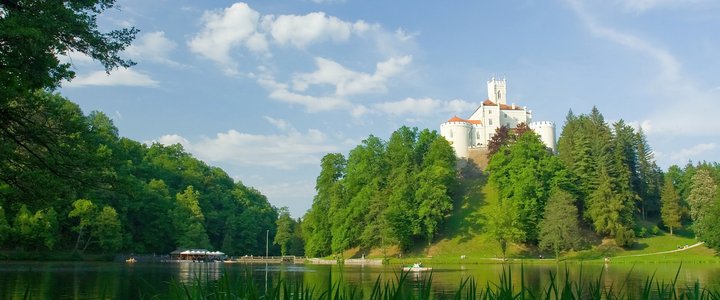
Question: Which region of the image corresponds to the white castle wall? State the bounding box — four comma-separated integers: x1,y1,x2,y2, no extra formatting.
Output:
529,121,556,151
440,122,472,158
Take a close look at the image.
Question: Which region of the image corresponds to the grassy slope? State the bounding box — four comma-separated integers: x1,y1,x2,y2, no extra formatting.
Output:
384,170,719,264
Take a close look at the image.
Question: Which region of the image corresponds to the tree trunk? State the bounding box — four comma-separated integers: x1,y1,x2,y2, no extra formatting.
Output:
73,228,84,252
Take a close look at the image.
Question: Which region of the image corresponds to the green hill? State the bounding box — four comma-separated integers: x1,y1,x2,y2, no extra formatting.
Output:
386,168,719,264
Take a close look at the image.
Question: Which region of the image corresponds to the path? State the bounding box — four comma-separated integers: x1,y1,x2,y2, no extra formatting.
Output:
611,242,704,259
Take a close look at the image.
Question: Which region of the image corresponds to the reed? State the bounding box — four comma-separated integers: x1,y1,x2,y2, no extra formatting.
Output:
156,265,720,299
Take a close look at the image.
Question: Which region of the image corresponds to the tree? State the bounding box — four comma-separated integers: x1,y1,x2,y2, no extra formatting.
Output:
173,186,211,249
487,130,570,242
68,199,98,252
538,189,583,260
586,168,626,237
0,0,137,97
303,153,345,257
0,205,10,244
660,177,682,235
687,169,717,238
274,207,293,256
487,126,510,157
94,206,122,252
485,199,524,259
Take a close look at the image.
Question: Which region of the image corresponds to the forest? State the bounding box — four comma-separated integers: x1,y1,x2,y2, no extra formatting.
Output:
0,92,279,256
302,108,720,259
0,1,279,257
2,0,720,260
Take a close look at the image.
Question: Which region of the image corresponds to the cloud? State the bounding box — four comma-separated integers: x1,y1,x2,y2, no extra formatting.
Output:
59,51,95,66
188,3,412,75
257,57,412,114
188,2,268,71
125,31,184,67
64,68,159,87
263,12,368,48
373,97,477,117
565,0,720,136
618,0,708,12
669,143,717,163
292,56,412,96
155,119,338,169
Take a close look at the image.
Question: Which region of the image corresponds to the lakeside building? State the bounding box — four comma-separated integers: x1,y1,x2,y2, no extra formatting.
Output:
440,78,556,163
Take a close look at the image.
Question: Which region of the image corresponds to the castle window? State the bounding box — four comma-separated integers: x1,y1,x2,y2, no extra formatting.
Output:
489,119,493,125
449,130,453,138
497,91,501,100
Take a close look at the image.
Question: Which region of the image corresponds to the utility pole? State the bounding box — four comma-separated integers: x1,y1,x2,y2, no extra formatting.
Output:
266,230,269,258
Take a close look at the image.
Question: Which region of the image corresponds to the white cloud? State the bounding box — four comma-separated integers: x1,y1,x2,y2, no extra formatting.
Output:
157,134,191,147
373,97,477,117
188,3,412,76
125,31,184,67
64,68,159,88
565,0,720,136
264,12,361,48
669,143,717,163
188,2,268,70
263,116,290,131
156,123,338,170
259,59,412,114
59,51,95,66
292,55,412,96
619,0,707,12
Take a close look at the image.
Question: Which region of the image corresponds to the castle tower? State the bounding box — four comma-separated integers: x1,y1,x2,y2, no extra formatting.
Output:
529,121,556,152
440,116,472,158
487,77,507,104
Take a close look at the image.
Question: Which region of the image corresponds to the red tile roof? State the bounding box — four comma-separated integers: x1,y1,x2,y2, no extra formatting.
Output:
446,116,482,125
482,99,525,110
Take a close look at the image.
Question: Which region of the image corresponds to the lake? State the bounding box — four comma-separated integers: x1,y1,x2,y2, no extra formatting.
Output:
1,261,719,299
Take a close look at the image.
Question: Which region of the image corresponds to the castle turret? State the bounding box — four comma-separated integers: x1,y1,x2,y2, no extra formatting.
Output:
529,121,556,152
440,116,472,158
487,77,507,105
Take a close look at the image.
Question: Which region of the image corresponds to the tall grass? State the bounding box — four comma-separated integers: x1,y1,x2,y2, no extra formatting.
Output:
155,265,720,300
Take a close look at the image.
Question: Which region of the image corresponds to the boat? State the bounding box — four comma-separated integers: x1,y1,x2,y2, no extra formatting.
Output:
126,257,136,263
402,263,431,272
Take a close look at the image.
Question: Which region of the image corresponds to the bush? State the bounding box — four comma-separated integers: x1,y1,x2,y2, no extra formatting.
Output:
652,226,661,236
615,227,636,248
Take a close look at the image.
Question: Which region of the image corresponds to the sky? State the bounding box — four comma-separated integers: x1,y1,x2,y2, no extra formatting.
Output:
59,0,720,217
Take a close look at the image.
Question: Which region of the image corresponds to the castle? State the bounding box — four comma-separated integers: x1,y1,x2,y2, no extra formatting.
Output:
440,78,556,160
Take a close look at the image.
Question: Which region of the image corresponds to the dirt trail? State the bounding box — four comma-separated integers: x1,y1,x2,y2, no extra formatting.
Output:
611,242,704,258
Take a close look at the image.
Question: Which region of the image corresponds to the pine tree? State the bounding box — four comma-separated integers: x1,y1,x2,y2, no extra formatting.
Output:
538,189,583,260
660,177,682,235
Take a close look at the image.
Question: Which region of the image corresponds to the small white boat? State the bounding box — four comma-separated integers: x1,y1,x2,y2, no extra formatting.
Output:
126,257,136,263
402,263,432,272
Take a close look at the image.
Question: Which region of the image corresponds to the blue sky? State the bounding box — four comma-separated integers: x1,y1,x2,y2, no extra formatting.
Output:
59,0,720,217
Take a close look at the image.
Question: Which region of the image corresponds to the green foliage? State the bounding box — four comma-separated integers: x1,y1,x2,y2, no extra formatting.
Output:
485,199,524,259
0,206,10,244
173,186,211,249
94,206,122,252
487,130,569,242
0,0,137,97
687,169,717,238
274,207,294,256
538,189,583,259
303,127,456,256
661,176,682,235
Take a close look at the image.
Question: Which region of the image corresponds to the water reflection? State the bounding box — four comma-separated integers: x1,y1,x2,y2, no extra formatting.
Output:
0,261,718,299
174,261,223,283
